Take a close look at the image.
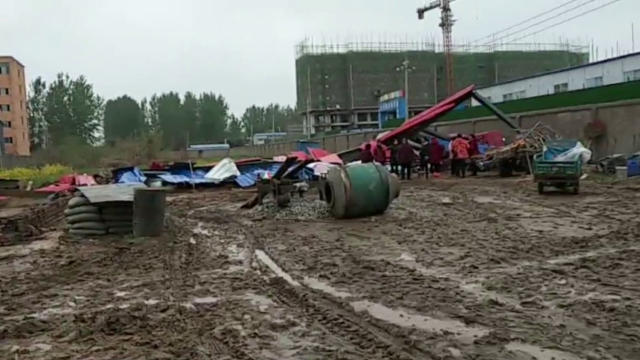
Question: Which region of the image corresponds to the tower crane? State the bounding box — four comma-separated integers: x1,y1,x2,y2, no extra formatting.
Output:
418,0,455,97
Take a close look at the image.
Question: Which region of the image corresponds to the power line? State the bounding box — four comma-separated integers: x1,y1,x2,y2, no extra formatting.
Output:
506,0,623,43
482,0,601,45
473,0,583,43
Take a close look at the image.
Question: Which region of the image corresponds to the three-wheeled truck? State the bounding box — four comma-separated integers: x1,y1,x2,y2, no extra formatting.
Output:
533,139,583,195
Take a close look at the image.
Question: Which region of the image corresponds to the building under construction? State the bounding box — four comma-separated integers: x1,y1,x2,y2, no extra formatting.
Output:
295,41,588,135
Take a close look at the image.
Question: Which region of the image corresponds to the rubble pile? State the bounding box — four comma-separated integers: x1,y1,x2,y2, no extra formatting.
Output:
0,196,67,245
254,197,330,220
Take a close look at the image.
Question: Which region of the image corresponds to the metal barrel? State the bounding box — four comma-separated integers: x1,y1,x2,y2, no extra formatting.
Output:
325,163,400,219
133,188,166,237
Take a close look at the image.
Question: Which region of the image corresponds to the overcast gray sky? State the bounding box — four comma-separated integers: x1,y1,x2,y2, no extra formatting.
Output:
2,0,637,116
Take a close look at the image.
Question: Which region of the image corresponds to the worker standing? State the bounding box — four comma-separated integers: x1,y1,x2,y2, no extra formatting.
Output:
390,139,400,175
360,143,374,163
468,134,480,176
397,138,416,180
374,143,386,164
451,134,470,178
429,137,445,175
419,141,430,179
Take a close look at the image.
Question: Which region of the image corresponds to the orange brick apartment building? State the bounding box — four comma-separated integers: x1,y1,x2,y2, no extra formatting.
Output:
0,56,29,156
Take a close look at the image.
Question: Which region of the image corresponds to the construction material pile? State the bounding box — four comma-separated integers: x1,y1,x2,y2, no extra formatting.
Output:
65,193,133,236
255,197,330,220
485,122,558,160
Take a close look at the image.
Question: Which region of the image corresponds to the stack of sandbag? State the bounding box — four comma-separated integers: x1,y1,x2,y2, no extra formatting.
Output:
100,202,133,235
65,193,134,236
65,194,107,236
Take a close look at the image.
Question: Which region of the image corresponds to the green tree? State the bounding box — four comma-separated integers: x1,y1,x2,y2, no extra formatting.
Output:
27,77,47,150
43,73,103,146
226,114,245,146
182,92,199,145
44,73,72,146
241,104,298,138
156,92,184,150
103,95,145,144
198,93,228,143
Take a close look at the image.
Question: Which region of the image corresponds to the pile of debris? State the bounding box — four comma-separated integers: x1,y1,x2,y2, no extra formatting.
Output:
0,196,68,246
254,197,330,220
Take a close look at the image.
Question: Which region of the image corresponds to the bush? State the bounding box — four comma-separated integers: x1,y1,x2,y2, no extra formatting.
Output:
0,164,72,188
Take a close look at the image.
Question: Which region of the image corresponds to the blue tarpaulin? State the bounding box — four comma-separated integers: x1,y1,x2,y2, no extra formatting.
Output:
235,163,282,188
114,167,147,184
113,160,313,188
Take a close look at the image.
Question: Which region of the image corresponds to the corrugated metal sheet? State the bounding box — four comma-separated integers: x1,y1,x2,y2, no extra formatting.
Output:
78,184,146,203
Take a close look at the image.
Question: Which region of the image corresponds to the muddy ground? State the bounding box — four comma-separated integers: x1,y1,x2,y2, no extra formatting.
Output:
1,176,639,359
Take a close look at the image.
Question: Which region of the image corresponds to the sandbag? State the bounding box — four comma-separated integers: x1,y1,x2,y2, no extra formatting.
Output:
104,221,133,228
101,214,133,222
70,221,108,231
66,213,102,224
64,205,99,216
69,229,107,236
67,196,91,208
109,227,133,234
100,206,133,215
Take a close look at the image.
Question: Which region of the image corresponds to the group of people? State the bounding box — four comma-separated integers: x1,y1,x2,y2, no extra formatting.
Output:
359,133,482,180
359,137,446,181
449,134,480,178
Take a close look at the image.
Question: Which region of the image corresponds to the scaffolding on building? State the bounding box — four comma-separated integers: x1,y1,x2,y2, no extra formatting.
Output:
295,39,589,58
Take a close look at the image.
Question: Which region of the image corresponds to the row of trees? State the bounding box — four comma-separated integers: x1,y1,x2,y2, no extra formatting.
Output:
27,74,299,151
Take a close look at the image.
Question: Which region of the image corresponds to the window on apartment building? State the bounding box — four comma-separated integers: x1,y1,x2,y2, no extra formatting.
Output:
623,69,640,82
18,69,21,78
585,76,604,88
6,121,11,128
3,137,13,144
0,63,9,75
357,113,368,123
0,88,8,95
554,83,569,94
502,90,526,102
0,104,10,112
21,100,24,110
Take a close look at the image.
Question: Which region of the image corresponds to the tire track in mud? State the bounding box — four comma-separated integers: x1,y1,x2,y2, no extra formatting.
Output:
265,276,435,360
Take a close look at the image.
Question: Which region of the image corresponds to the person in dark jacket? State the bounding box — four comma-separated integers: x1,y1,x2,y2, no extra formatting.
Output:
468,134,480,176
360,143,374,163
419,141,430,179
397,138,416,180
390,139,400,175
429,137,445,174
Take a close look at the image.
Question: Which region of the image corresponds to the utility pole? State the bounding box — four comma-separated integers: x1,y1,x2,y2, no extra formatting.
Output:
396,58,415,121
418,0,456,96
306,67,312,138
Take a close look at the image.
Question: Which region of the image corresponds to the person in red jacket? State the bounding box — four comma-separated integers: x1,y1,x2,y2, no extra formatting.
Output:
468,134,480,176
397,138,416,180
360,143,374,163
429,137,445,174
451,134,470,178
373,143,386,164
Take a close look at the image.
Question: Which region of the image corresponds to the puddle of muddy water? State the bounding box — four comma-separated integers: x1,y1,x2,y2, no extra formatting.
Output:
547,246,640,265
505,342,583,360
192,296,220,304
255,250,301,287
0,233,61,259
303,277,353,298
460,283,522,308
351,300,488,344
473,196,502,204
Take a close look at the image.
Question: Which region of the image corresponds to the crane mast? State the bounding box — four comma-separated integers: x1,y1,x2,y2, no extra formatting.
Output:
418,0,456,97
